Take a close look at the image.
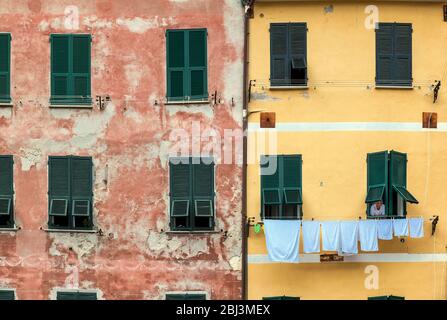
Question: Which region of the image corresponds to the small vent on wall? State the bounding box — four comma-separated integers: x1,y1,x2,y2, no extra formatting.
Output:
260,112,276,128
422,112,437,129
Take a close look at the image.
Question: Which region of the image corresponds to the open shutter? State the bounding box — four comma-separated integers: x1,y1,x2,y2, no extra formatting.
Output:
376,24,394,85
270,24,288,86
169,159,191,221
188,29,207,100
72,35,91,104
192,159,214,219
48,157,70,217
0,33,11,103
51,35,70,103
289,23,307,86
167,30,186,101
393,24,412,86
389,151,418,213
366,151,388,215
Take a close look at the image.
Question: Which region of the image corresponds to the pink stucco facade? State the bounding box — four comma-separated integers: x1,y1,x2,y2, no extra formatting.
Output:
0,0,244,300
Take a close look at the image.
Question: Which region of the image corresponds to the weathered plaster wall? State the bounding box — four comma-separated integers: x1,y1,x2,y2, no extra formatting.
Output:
0,0,244,300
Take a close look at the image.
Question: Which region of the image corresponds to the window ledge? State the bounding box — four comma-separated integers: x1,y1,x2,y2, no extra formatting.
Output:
375,85,414,90
49,104,93,109
42,227,98,234
165,100,210,106
0,226,20,233
0,102,13,107
165,230,221,235
269,86,309,90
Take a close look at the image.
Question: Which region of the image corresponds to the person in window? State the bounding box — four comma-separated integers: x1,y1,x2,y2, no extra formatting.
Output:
370,200,385,216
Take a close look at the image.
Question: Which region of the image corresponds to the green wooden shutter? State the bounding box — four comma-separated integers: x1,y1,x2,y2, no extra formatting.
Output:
166,294,206,300
0,156,13,196
170,159,191,222
270,24,288,86
376,24,394,85
0,290,15,300
72,35,91,104
394,24,412,86
48,157,70,217
261,155,281,216
57,292,97,300
192,159,214,219
188,29,207,100
289,23,307,86
167,30,186,101
0,33,11,103
263,296,300,300
366,151,388,215
71,157,93,221
389,151,418,216
51,35,70,103
282,155,303,205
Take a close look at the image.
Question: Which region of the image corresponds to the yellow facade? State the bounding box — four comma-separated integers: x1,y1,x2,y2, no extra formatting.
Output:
247,0,447,300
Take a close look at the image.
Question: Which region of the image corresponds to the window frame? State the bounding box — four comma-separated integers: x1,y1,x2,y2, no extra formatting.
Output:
270,23,308,87
166,28,208,102
261,154,303,220
169,157,215,232
375,22,412,87
48,156,94,231
0,33,11,104
50,34,92,106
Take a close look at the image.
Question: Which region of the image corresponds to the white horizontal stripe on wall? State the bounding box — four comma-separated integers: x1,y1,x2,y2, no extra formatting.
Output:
248,253,447,264
248,122,447,132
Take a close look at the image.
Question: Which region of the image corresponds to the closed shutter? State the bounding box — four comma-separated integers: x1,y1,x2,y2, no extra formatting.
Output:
72,35,91,103
51,35,70,101
376,24,394,85
282,155,302,205
366,151,388,215
188,29,207,99
71,157,92,219
270,24,288,86
0,33,11,102
0,156,13,196
57,292,97,300
169,159,191,219
193,159,214,218
394,24,412,86
0,290,15,300
48,157,70,216
167,30,186,100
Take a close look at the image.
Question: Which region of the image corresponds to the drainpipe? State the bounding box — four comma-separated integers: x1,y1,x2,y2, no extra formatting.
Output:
241,0,254,301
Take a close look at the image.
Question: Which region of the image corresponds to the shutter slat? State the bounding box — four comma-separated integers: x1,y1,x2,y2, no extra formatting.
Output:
71,157,92,197
0,156,13,196
270,24,288,86
49,157,70,197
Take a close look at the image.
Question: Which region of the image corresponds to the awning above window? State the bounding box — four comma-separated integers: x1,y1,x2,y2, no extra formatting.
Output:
365,185,385,203
393,186,418,204
284,188,302,205
263,188,282,205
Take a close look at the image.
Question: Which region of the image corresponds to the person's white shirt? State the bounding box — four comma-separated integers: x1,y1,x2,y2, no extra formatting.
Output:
370,204,385,216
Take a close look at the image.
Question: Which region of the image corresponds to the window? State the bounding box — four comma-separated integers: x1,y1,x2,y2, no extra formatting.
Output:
263,296,300,300
48,156,93,230
270,23,307,87
169,157,215,231
0,155,14,228
50,34,91,105
0,33,11,103
166,293,207,300
376,23,412,87
261,155,303,220
366,150,418,217
57,291,97,300
0,290,15,300
166,29,208,102
368,295,404,300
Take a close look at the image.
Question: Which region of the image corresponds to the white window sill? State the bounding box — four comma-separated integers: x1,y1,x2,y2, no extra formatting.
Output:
42,227,98,234
165,100,210,106
0,103,13,107
0,226,20,232
269,86,309,90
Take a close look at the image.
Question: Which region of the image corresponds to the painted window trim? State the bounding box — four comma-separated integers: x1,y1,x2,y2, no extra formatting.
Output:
0,33,11,104
166,28,208,102
50,34,92,105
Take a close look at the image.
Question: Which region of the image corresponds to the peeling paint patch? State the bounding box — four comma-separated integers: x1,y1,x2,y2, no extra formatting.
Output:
146,231,210,259
49,233,98,258
116,17,172,33
165,104,214,118
250,92,281,101
20,147,43,171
